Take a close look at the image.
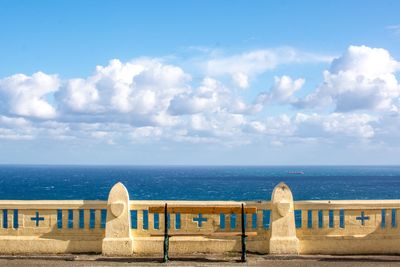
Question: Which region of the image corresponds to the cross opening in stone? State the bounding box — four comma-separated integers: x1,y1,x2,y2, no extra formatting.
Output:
356,211,370,226
193,213,207,227
31,211,45,227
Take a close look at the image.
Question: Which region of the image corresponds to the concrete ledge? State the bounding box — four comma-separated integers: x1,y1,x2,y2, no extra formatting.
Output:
133,236,238,254
133,236,270,254
300,235,400,240
1,254,400,266
300,238,400,254
0,237,102,254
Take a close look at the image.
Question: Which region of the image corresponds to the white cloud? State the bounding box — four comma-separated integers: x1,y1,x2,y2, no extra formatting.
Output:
0,72,59,119
131,126,163,140
0,115,30,128
330,45,399,76
0,46,398,149
0,115,34,140
168,76,259,117
387,24,400,35
202,47,332,89
246,114,294,136
297,45,400,112
91,131,110,139
58,59,189,126
270,76,305,103
232,72,249,89
241,112,378,148
294,113,377,139
179,112,249,146
0,115,73,141
205,47,332,77
188,112,246,137
256,75,305,106
168,77,229,115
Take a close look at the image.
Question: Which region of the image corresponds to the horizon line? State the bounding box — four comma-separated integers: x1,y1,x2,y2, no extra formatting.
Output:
0,164,399,167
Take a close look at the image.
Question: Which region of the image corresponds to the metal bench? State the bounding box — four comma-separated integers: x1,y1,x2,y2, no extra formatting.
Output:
148,203,257,262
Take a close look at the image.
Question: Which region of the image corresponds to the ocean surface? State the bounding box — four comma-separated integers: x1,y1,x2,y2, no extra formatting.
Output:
0,165,400,201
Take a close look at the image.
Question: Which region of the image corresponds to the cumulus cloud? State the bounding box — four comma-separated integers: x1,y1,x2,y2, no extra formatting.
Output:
205,47,332,76
173,111,249,146
0,45,398,148
57,59,190,126
232,72,249,89
0,72,59,119
256,75,305,106
0,115,73,140
0,116,33,140
168,77,257,116
244,112,378,146
204,47,332,88
294,113,377,139
296,45,400,112
189,112,246,137
245,114,294,138
168,77,227,115
131,126,163,141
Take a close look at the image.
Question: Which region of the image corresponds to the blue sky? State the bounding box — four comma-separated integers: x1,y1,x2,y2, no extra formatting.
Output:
0,0,400,165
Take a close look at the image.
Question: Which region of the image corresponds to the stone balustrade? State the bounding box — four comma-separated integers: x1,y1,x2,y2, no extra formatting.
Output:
0,181,399,255
294,199,400,254
0,200,107,253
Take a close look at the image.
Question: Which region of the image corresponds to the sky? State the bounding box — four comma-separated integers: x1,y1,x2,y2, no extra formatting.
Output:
0,0,400,165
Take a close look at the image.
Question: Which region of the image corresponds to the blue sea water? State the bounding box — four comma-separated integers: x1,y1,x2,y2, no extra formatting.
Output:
0,165,400,201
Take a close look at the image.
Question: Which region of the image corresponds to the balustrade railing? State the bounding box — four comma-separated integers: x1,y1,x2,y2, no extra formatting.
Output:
0,183,399,256
293,200,400,236
129,201,272,237
0,200,107,253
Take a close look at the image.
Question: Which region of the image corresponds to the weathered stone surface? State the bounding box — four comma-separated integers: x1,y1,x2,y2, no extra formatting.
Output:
102,182,133,256
269,182,299,255
0,182,400,256
110,202,125,218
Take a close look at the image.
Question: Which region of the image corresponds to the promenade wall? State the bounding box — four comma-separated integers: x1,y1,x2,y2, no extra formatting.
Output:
0,182,399,255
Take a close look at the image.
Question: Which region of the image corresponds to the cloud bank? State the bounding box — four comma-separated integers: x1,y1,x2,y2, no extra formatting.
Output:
0,45,399,149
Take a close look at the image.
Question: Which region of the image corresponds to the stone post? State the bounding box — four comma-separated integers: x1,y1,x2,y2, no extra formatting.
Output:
102,182,133,256
269,182,299,255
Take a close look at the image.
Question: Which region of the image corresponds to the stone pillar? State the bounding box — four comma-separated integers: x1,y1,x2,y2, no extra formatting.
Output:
269,182,299,255
102,182,133,256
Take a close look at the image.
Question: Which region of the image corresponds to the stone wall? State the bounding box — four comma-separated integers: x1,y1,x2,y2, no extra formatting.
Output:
0,182,399,255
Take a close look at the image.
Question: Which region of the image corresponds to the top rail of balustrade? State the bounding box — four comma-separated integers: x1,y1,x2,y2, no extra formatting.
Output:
130,200,271,209
4,199,400,211
294,200,400,210
0,199,272,210
0,200,107,209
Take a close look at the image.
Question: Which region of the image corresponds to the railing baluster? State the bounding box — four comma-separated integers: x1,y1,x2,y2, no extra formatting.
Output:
84,209,91,230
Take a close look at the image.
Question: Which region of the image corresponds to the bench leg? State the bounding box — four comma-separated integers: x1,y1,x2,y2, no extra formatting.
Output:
241,203,247,262
241,234,247,262
163,203,169,263
163,234,169,262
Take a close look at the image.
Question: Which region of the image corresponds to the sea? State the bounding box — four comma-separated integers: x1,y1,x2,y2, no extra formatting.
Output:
0,165,400,201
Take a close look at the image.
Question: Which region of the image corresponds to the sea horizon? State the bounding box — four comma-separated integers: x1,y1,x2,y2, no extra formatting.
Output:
1,164,400,167
1,165,400,201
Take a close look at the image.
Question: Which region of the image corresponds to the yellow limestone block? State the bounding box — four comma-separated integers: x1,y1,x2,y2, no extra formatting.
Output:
269,182,299,255
102,182,133,256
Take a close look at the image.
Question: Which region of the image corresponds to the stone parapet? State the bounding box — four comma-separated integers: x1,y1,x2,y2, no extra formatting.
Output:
0,182,398,255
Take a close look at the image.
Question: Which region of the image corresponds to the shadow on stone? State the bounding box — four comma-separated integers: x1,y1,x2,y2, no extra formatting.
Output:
318,257,400,263
0,256,76,261
95,256,230,263
95,257,161,263
169,257,229,263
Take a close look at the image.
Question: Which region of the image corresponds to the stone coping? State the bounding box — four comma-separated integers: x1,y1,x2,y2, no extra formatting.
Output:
1,254,400,267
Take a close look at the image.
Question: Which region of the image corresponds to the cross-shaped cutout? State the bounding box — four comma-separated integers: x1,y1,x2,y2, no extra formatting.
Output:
193,213,207,227
356,211,370,226
31,211,45,227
